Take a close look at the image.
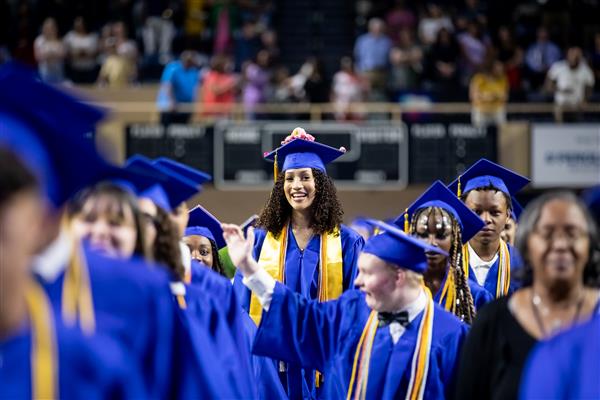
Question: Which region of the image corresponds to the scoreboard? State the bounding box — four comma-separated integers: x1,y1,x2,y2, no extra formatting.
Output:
125,121,497,189
213,122,408,189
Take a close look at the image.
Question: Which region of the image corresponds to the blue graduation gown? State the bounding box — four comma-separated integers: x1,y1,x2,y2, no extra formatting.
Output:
433,269,493,312
519,313,600,400
233,224,364,399
467,242,523,298
186,261,287,398
37,247,229,399
0,322,145,399
253,283,468,400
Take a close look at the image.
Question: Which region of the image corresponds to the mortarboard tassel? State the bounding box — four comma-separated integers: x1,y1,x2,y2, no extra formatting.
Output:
457,175,462,198
404,208,409,233
273,151,279,183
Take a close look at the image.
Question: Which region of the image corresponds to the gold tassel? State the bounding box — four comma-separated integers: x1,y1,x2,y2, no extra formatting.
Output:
404,208,409,233
457,175,462,198
273,151,279,183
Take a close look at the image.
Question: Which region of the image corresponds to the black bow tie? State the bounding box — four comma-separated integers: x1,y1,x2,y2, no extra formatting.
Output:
377,311,409,328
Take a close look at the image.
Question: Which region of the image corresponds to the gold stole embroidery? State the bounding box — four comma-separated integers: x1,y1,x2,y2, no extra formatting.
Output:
25,280,59,400
462,240,511,298
62,240,95,335
249,224,344,325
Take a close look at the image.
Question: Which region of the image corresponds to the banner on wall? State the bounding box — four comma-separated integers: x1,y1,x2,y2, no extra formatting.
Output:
531,124,600,188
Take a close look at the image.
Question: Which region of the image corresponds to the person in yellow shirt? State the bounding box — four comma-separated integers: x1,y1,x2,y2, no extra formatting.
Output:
469,60,509,127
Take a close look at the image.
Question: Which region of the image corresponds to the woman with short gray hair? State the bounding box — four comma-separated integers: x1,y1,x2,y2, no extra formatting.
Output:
455,190,600,400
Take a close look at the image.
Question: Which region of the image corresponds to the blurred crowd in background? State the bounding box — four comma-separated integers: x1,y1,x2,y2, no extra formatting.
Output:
0,0,599,123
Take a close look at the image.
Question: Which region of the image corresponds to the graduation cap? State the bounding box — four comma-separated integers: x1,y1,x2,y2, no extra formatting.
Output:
510,197,523,221
0,63,114,207
363,220,448,274
240,214,258,234
184,205,226,249
395,180,485,243
153,157,212,188
582,186,600,220
447,159,530,200
125,155,198,212
263,127,346,180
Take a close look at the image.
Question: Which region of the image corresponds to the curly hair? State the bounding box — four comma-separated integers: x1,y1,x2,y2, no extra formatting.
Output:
68,182,149,260
153,206,185,281
410,206,477,323
257,168,344,236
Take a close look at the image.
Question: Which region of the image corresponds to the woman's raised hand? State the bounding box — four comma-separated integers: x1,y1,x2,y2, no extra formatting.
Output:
221,224,260,277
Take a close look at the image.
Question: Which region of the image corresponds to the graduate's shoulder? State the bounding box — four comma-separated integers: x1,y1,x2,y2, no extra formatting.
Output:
56,324,140,393
339,224,364,245
431,303,469,338
85,247,171,288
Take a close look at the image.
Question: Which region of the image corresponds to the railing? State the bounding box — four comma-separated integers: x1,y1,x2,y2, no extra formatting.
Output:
90,100,600,122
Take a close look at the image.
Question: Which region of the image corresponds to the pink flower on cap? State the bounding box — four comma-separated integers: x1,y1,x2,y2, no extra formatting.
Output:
281,127,315,145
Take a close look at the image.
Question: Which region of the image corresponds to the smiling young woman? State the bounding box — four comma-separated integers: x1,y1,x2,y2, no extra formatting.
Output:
232,127,364,399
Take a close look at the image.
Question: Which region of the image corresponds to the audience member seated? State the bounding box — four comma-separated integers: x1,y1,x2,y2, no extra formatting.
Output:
34,17,66,83
63,16,99,84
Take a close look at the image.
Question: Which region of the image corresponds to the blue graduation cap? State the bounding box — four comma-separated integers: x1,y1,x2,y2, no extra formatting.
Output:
582,186,600,219
447,159,530,200
185,205,226,249
395,180,485,243
125,155,199,212
240,214,258,234
363,220,447,274
263,127,346,177
0,63,114,207
153,157,212,188
511,197,523,221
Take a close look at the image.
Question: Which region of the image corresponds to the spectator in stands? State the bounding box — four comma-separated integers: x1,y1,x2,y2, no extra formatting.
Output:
303,57,330,103
469,58,509,127
423,27,460,100
331,56,365,120
157,50,203,125
97,37,137,87
525,27,561,90
385,0,417,45
590,33,600,94
199,54,238,117
546,46,595,122
242,49,271,119
459,0,487,28
268,66,292,104
260,29,280,65
388,28,423,99
210,0,238,55
234,20,261,72
495,26,524,97
138,0,176,65
458,20,490,86
34,17,66,83
112,21,138,69
354,18,392,101
418,2,453,47
63,16,99,84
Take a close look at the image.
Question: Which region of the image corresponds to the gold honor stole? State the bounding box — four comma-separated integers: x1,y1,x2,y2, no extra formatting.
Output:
347,287,435,400
462,239,511,298
249,224,344,325
25,280,59,400
438,270,456,314
62,240,96,335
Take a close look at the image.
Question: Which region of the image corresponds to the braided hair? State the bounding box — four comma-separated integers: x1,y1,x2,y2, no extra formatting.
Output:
410,206,477,323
